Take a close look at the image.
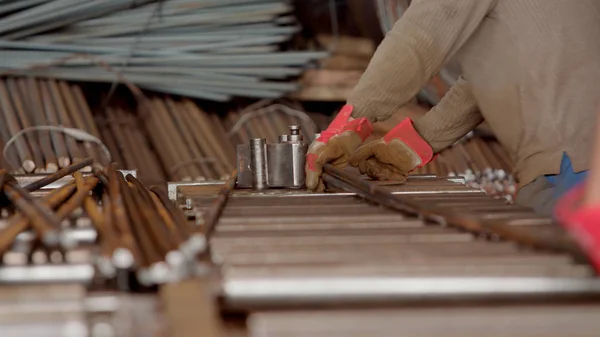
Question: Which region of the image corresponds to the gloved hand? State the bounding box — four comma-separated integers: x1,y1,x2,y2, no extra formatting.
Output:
349,118,434,181
555,184,600,271
306,105,373,192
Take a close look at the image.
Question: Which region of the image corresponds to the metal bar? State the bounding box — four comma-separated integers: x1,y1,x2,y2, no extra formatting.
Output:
0,80,34,172
5,78,45,172
321,164,582,256
21,157,92,192
202,170,238,240
23,77,58,172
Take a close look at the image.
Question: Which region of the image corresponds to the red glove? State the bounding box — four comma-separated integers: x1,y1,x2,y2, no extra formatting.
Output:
306,105,373,192
555,184,600,271
350,118,434,181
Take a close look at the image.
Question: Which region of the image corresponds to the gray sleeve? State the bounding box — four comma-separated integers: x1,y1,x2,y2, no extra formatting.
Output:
347,0,497,122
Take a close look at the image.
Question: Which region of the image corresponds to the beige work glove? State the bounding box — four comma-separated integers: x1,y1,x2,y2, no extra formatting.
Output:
350,118,434,182
306,105,373,192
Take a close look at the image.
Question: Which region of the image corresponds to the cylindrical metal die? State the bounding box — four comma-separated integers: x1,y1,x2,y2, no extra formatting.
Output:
250,138,268,191
267,143,308,188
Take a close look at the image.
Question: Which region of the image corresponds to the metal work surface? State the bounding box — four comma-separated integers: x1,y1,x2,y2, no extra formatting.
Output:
1,167,598,336
173,172,600,335
247,305,600,337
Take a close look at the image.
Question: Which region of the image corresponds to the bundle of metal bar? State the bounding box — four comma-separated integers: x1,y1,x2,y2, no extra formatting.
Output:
0,161,231,335
169,174,597,314
414,135,516,200
142,96,237,182
0,160,100,284
95,105,167,185
96,96,323,184
0,159,203,288
0,76,104,174
0,0,328,101
72,164,208,286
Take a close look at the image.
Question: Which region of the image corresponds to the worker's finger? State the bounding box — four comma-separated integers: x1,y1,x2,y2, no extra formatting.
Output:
315,179,326,193
349,148,370,174
376,161,407,181
383,165,407,181
385,139,422,169
316,138,343,165
363,158,405,182
306,143,325,191
330,154,349,168
364,158,383,179
306,139,344,191
356,159,368,175
306,165,322,191
349,140,379,167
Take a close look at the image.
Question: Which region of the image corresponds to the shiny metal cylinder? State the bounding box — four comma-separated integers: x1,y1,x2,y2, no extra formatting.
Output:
250,138,267,191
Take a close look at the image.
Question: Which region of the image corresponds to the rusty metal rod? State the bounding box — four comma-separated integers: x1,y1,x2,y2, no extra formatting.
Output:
47,79,83,164
22,157,93,192
321,164,583,257
0,80,35,172
23,77,58,173
2,181,62,247
107,164,142,268
6,78,45,173
39,80,70,168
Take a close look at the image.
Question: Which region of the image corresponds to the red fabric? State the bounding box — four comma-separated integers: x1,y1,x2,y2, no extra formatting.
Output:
306,153,319,171
316,105,355,143
307,104,373,172
555,184,600,272
384,118,434,167
340,118,373,142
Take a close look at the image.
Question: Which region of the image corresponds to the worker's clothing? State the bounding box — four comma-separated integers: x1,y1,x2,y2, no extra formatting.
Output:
306,105,373,192
544,154,589,206
347,0,599,190
349,118,434,181
517,154,589,216
515,176,555,216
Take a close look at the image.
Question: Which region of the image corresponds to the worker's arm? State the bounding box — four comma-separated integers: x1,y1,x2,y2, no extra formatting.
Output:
348,0,497,122
349,77,482,181
413,76,482,153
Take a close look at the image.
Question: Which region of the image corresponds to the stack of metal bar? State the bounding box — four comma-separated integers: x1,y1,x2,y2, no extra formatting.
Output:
418,135,516,200
0,160,206,286
95,98,322,183
170,167,600,336
0,0,328,101
0,77,105,173
95,103,167,185
140,96,237,182
0,160,221,335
